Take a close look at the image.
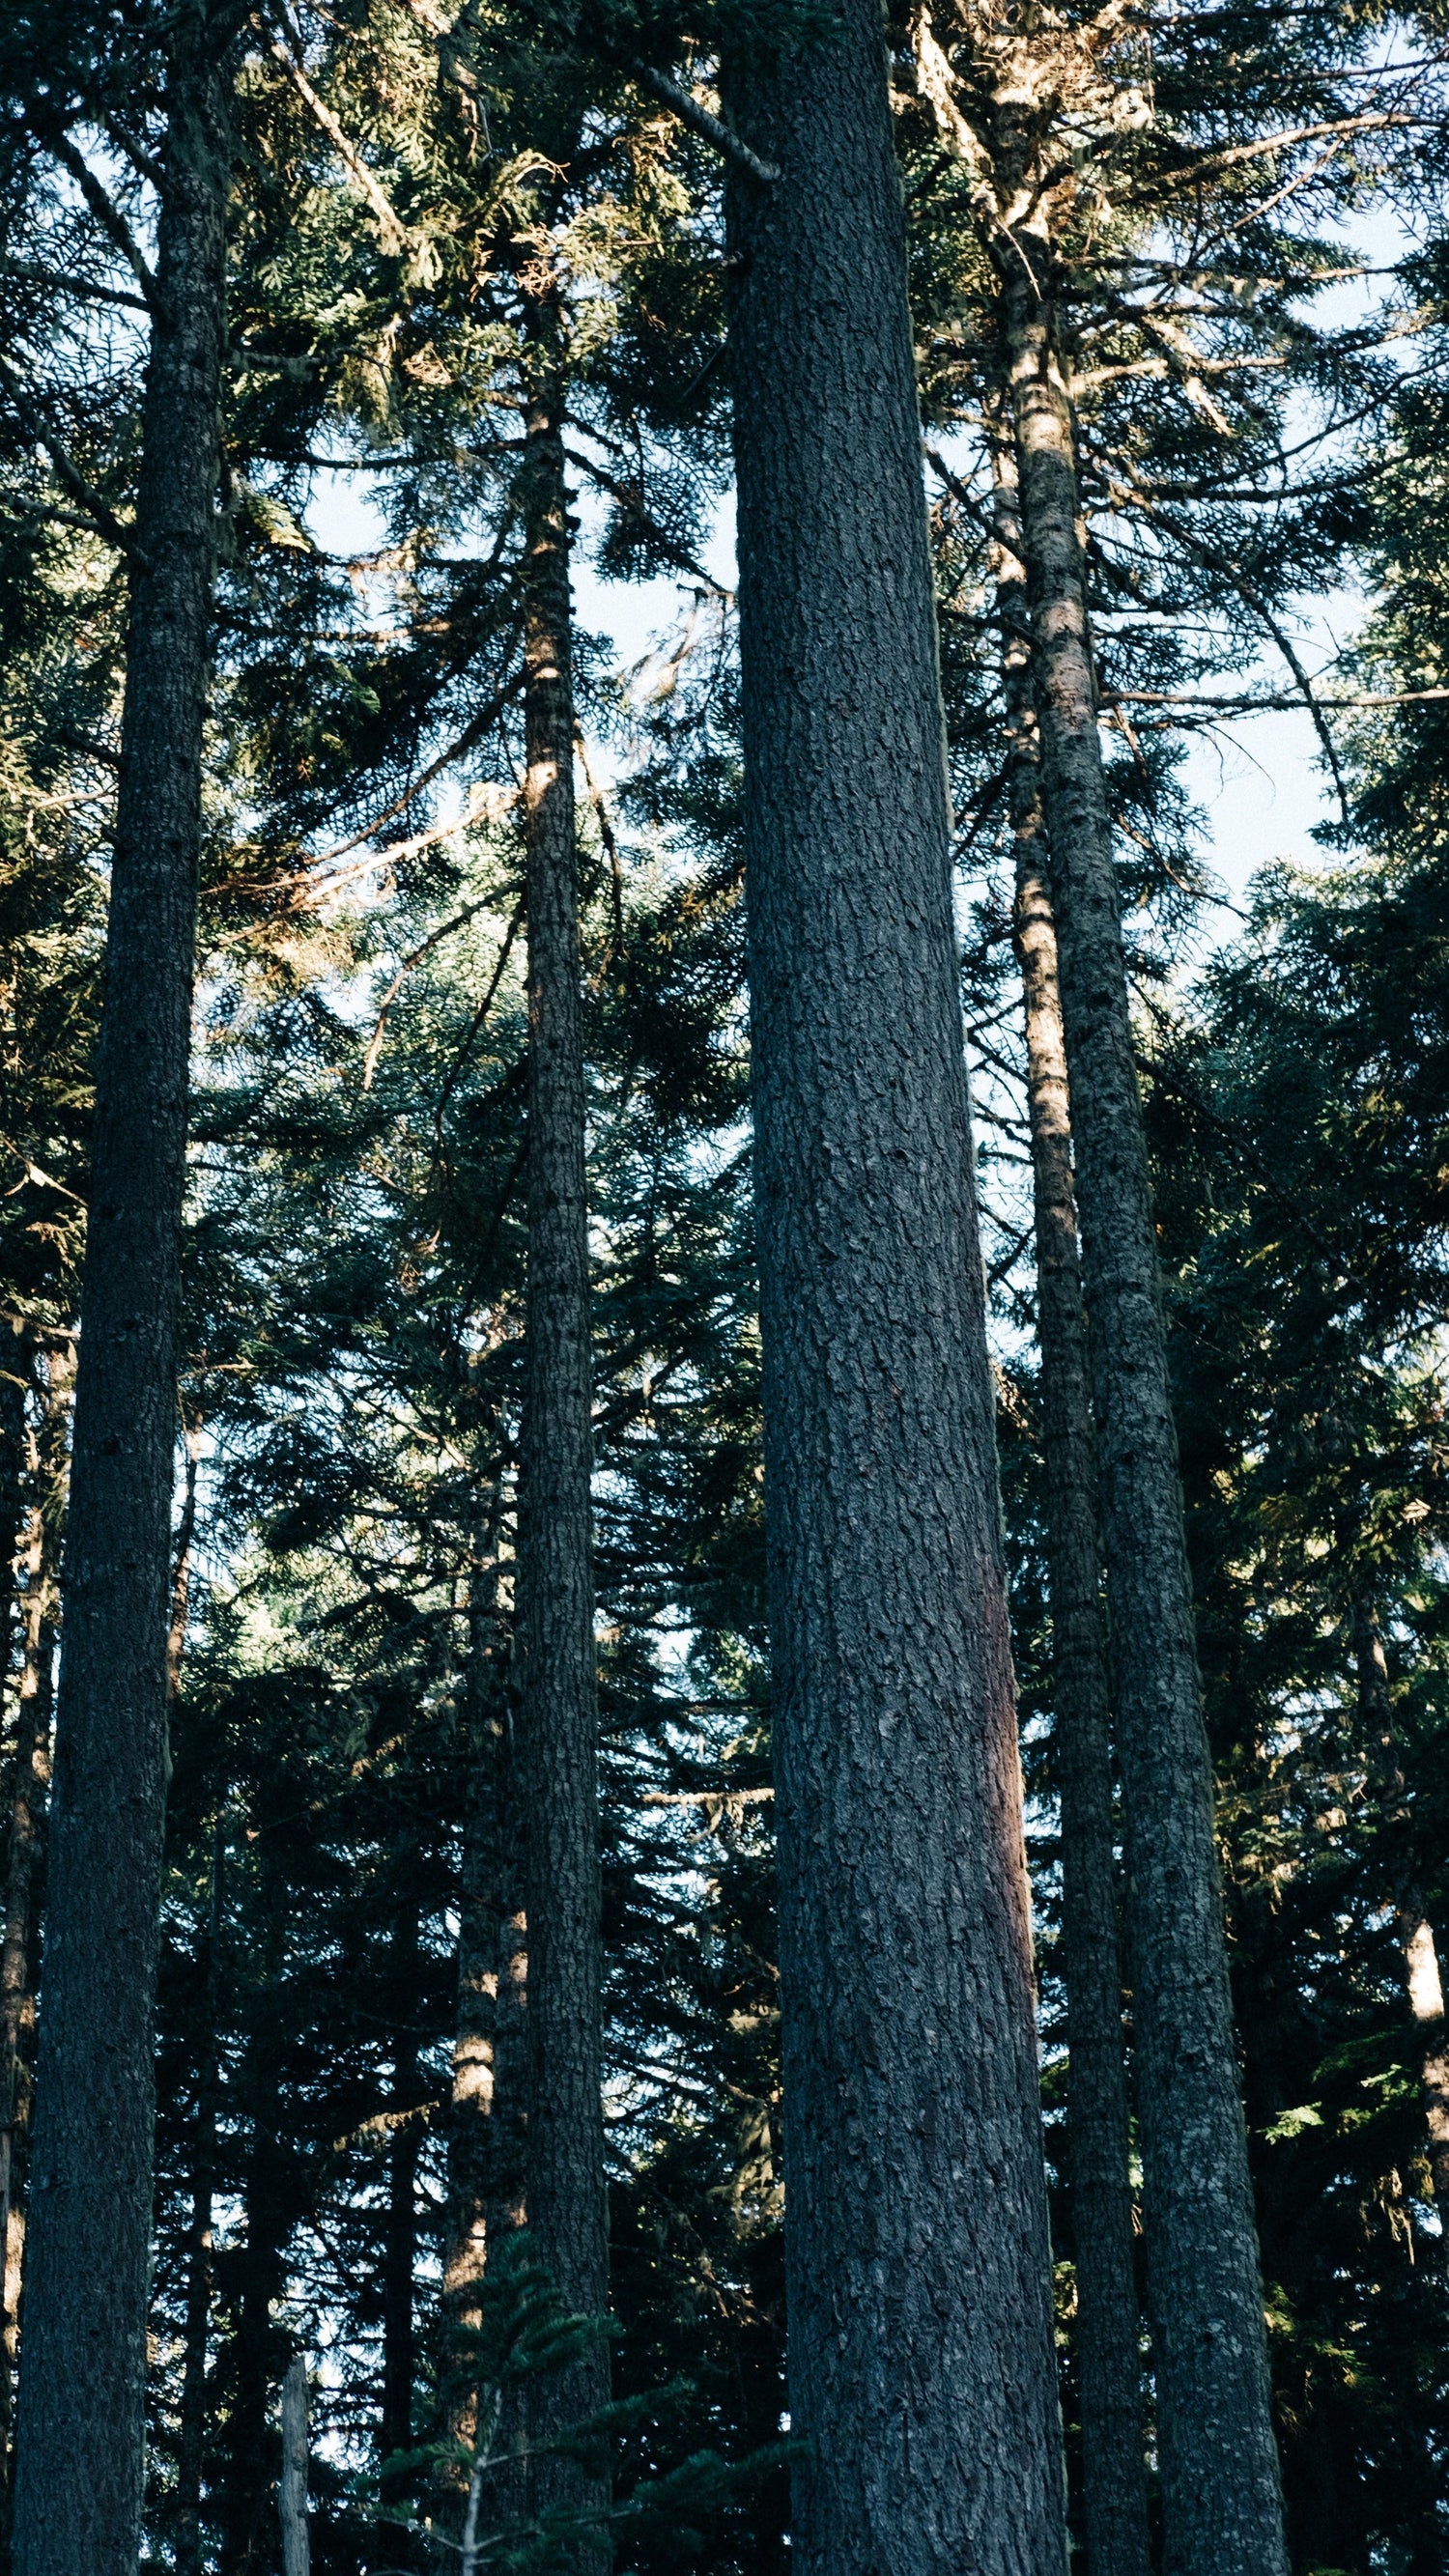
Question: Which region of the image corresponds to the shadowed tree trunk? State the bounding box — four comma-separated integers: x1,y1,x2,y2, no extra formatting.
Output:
0,1349,70,2496
990,425,1151,2576
513,342,608,2475
994,177,1288,2576
443,1465,526,2405
174,1829,223,2576
725,14,1068,2571
11,17,230,2573
0,1348,27,1705
380,1900,421,2559
1352,1599,1449,2209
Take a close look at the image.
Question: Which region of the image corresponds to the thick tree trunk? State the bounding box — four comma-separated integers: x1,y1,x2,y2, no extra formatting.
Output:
996,206,1287,2576
514,364,608,2438
174,1831,223,2576
1352,1601,1449,2210
725,19,1067,2572
0,1354,70,2487
991,437,1151,2576
10,26,228,2576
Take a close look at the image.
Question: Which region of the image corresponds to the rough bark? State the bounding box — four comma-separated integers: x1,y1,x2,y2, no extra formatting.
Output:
174,1831,223,2576
1352,1601,1449,2211
10,24,228,2575
996,199,1287,2576
513,364,608,2434
991,434,1151,2576
725,17,1068,2571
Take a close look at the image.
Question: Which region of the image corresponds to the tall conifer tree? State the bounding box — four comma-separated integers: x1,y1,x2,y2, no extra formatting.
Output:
726,8,1067,2568
9,8,233,2566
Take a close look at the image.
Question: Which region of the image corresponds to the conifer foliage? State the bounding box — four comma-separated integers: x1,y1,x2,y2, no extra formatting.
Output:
0,0,1447,2571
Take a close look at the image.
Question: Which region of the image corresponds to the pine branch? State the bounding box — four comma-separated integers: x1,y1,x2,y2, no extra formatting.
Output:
630,61,779,185
259,9,411,255
0,352,151,571
49,129,159,307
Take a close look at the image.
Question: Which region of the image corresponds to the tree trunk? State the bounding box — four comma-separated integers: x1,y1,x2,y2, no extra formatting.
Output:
1352,1600,1449,2210
0,1350,28,1711
991,429,1151,2576
174,1830,223,2576
725,17,1067,2571
217,2121,290,2576
10,23,228,2576
443,1468,526,2386
996,197,1287,2576
514,357,609,2445
278,2357,311,2576
380,1904,421,2543
0,1363,67,2503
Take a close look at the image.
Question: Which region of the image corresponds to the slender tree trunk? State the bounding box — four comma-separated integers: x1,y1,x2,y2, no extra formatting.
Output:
995,196,1287,2576
0,1352,27,1712
514,355,609,2446
381,1906,421,2541
725,18,1067,2571
167,1414,204,1705
278,2358,311,2576
0,1366,67,2497
11,23,228,2574
990,430,1151,2576
443,1470,526,2382
174,1829,223,2576
1352,1600,1449,2210
217,2125,290,2576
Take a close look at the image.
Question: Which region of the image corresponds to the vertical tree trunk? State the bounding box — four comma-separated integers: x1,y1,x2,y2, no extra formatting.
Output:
995,201,1288,2576
381,1905,420,2523
278,2357,311,2576
217,2128,290,2576
174,1829,223,2576
0,1352,27,1708
0,1356,68,2493
10,21,228,2574
443,1469,526,2386
514,356,609,2438
1352,1601,1449,2210
990,429,1151,2576
725,17,1067,2572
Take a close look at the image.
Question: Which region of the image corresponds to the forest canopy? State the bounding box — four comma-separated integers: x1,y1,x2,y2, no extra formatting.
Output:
1,0,1448,2570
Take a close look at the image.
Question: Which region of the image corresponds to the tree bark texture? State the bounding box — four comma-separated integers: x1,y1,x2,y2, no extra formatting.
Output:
997,210,1288,2576
514,374,609,2418
991,436,1151,2576
1352,1601,1449,2210
11,25,227,2575
726,20,1068,2572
